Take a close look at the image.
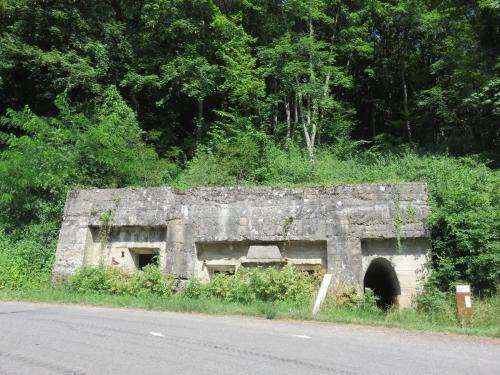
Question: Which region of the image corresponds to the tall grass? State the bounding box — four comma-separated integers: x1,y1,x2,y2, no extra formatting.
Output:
1,286,498,338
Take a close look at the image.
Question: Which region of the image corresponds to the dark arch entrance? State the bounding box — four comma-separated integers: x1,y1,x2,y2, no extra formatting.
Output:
363,258,401,309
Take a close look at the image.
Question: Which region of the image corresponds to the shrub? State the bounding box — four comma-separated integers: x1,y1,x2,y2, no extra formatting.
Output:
129,264,176,297
321,282,363,310
259,302,278,319
182,278,210,299
0,230,52,290
67,266,114,294
67,265,176,296
358,288,380,312
415,282,457,323
185,266,315,304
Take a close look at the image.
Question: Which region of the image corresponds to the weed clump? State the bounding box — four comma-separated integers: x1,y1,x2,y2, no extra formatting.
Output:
67,265,176,297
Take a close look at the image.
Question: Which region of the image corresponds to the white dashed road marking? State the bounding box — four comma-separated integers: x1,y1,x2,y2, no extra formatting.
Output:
149,331,165,337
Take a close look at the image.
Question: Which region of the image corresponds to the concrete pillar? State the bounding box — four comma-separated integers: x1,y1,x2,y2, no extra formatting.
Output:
327,236,362,287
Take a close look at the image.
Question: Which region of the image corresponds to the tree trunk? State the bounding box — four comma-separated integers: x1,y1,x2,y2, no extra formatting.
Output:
196,98,203,144
295,76,314,160
109,0,125,22
402,71,411,141
132,0,145,27
293,94,298,138
273,111,278,136
306,15,316,160
311,101,318,148
300,97,314,160
130,92,139,115
272,79,278,136
371,102,376,139
285,95,291,140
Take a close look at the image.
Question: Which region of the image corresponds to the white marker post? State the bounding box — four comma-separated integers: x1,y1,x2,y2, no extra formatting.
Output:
312,273,333,314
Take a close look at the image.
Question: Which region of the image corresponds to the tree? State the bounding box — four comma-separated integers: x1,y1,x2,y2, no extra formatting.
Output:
0,87,167,231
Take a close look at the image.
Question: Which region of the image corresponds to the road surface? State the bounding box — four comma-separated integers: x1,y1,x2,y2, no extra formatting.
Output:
0,302,498,374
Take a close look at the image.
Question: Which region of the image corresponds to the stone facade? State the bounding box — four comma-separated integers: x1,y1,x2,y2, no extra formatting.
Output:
53,183,431,307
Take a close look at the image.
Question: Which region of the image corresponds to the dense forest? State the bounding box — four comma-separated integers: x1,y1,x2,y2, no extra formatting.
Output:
0,1,498,295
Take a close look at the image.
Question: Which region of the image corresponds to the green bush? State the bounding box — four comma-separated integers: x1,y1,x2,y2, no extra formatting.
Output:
320,283,382,314
66,266,119,294
177,128,272,187
207,272,254,302
322,283,361,310
67,265,176,296
416,282,455,316
357,288,380,312
129,264,176,297
67,265,314,303
0,88,170,232
0,230,52,290
185,266,315,304
182,278,210,299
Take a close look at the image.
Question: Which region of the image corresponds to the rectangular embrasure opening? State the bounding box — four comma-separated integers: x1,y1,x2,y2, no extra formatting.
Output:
85,226,167,270
196,240,327,280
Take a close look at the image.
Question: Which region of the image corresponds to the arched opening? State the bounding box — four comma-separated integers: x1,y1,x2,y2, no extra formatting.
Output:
363,258,401,309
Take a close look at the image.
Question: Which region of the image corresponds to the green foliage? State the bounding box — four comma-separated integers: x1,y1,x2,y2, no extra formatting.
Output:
0,88,169,232
282,215,295,236
178,126,272,186
0,229,52,290
182,278,210,299
185,266,315,304
360,288,380,312
67,265,176,297
67,264,313,304
393,189,403,252
321,282,380,314
259,303,278,320
0,0,498,161
129,264,177,297
416,288,456,323
470,293,500,329
67,266,117,295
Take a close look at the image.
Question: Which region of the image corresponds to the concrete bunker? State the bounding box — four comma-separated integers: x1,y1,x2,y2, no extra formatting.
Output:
364,257,401,309
53,184,431,308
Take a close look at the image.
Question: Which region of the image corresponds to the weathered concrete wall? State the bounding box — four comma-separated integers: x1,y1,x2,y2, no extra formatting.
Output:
53,184,431,307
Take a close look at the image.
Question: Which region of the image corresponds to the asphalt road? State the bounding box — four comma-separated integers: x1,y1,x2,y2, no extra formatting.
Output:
0,302,498,375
